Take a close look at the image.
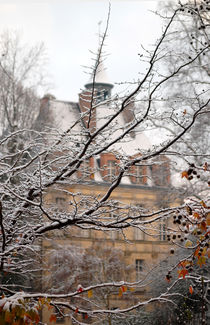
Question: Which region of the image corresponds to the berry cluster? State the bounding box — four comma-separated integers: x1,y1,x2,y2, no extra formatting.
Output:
186,163,200,180
179,1,210,15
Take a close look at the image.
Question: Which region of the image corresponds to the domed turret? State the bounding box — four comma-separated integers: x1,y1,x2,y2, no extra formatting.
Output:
85,59,113,103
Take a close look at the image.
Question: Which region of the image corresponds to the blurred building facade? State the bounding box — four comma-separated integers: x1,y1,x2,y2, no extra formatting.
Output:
38,64,177,324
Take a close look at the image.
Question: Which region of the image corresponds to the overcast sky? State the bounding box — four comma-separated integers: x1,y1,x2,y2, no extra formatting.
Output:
0,0,167,101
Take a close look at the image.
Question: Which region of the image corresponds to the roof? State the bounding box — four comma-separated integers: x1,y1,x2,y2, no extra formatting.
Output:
85,59,113,90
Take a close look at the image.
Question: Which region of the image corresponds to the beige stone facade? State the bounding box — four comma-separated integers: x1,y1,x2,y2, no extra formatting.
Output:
41,178,178,324
38,67,178,324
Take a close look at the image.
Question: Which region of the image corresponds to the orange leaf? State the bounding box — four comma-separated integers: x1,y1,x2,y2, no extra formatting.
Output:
202,247,207,256
34,313,40,324
186,206,192,215
194,247,200,257
5,311,13,323
87,289,93,298
181,171,188,179
197,256,206,268
38,297,46,305
121,285,127,293
205,231,210,238
49,314,57,323
200,200,207,208
185,240,193,248
25,313,33,321
189,285,193,294
203,162,208,171
118,288,123,297
47,304,53,311
178,260,189,268
206,213,210,226
200,221,207,232
178,268,188,279
193,212,200,219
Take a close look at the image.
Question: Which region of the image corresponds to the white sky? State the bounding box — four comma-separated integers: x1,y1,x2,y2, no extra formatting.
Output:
0,0,166,101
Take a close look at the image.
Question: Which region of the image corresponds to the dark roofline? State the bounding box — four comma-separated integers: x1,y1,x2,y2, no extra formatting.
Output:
85,82,114,90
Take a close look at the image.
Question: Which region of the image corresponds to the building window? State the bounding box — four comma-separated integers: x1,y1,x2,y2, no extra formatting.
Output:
104,90,109,100
109,229,120,240
133,227,145,240
55,197,66,210
107,160,116,182
135,165,144,184
136,259,144,280
100,152,119,182
80,160,90,177
106,212,119,240
96,90,103,104
95,90,109,103
129,162,147,185
152,159,170,187
55,197,66,205
156,165,168,186
78,159,94,180
109,230,117,240
159,221,166,241
79,228,90,238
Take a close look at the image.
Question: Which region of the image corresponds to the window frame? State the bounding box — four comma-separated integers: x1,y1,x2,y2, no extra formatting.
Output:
55,197,66,205
134,165,145,184
133,227,145,241
135,259,144,280
159,221,167,241
152,157,170,187
107,160,117,182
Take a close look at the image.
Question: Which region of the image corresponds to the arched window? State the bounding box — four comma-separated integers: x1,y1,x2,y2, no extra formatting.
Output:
77,157,94,180
107,160,117,182
152,156,170,186
100,152,119,182
129,155,147,185
134,165,144,184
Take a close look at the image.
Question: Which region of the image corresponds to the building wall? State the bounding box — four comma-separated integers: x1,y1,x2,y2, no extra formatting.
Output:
38,90,177,323
41,180,179,324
